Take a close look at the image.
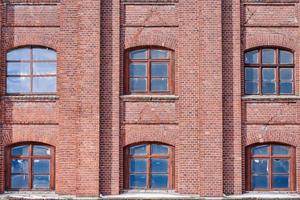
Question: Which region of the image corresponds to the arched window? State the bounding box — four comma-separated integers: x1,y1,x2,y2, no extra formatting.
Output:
6,46,57,94
244,47,294,95
125,47,174,94
6,143,55,190
125,143,174,189
246,144,295,191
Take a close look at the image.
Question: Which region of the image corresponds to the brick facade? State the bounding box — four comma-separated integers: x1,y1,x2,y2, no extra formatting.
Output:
0,0,299,198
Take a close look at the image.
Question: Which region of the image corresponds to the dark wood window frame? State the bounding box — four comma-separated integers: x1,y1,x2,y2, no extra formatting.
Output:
244,47,295,95
6,143,55,191
6,46,57,95
246,143,295,191
125,47,174,95
124,143,174,190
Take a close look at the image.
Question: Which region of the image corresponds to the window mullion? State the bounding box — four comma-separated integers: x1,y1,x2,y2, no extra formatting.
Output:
30,48,33,94
29,144,33,189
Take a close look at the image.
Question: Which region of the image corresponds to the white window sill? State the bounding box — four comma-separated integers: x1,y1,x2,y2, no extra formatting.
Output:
1,95,59,102
242,95,300,101
101,192,198,199
227,191,300,199
120,95,179,102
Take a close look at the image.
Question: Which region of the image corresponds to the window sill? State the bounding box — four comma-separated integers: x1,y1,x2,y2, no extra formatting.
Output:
242,95,300,102
1,95,59,102
102,191,197,199
120,95,179,102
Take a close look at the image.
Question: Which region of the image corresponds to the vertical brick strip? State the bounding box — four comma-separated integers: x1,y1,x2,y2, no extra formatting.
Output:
0,1,3,193
199,0,224,197
100,0,120,195
76,0,100,197
222,0,242,195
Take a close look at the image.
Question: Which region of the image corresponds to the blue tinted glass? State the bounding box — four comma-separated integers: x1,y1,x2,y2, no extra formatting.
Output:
11,145,29,156
252,145,269,155
130,159,147,173
151,144,168,154
272,159,289,173
279,50,293,64
33,146,51,156
11,175,28,189
272,145,289,155
245,68,258,81
7,77,30,93
262,49,275,64
11,160,28,174
130,144,147,155
33,175,50,189
33,63,57,75
252,175,268,189
7,63,30,75
151,78,168,91
280,68,293,81
252,159,268,174
33,160,50,174
151,50,169,59
151,159,168,173
245,50,258,64
263,68,275,81
151,63,168,77
7,48,30,61
33,48,57,61
151,174,168,189
130,78,147,92
129,174,147,189
245,82,258,94
280,83,293,94
129,49,147,60
32,77,56,93
262,82,276,94
130,63,147,77
272,175,289,188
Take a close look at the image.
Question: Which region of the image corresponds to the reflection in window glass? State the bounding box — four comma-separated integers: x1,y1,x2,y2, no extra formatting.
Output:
11,175,29,189
129,49,147,60
151,49,169,59
151,174,168,189
32,77,56,93
252,175,268,189
245,50,258,64
33,48,57,61
129,144,147,155
262,49,275,64
151,78,168,92
130,159,147,173
130,78,147,92
151,144,168,154
280,50,293,64
7,63,30,75
7,77,31,93
33,146,51,156
272,145,289,155
33,63,56,75
272,175,289,188
129,63,147,77
130,174,147,189
7,48,30,61
11,145,29,156
33,160,50,174
33,175,50,189
252,145,269,156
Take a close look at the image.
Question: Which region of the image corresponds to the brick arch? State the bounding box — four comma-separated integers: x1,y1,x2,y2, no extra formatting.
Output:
245,132,298,147
244,34,297,51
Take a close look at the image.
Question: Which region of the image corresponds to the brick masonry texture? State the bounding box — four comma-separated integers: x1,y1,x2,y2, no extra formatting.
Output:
0,0,300,198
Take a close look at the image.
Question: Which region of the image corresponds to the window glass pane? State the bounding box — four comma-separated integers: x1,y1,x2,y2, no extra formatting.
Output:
279,50,293,64
272,175,289,188
130,78,147,92
262,68,275,81
245,82,258,95
245,50,258,64
151,50,169,59
33,175,50,189
252,159,268,174
151,78,168,92
33,48,57,61
11,160,28,174
33,63,56,75
130,144,147,155
262,49,275,64
33,160,50,174
280,82,293,94
130,159,147,173
129,49,147,60
7,63,30,75
245,68,258,81
252,145,269,155
33,146,51,156
11,175,28,189
272,145,289,155
151,159,168,173
7,77,30,93
7,48,30,61
129,63,147,77
32,77,56,93
280,68,293,81
151,144,168,155
262,82,276,94
129,174,146,189
272,159,289,173
11,145,29,156
151,174,168,189
151,63,168,77
252,175,268,189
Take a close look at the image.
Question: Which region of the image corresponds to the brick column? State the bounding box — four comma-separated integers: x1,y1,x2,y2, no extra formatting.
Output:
0,1,3,194
199,0,224,197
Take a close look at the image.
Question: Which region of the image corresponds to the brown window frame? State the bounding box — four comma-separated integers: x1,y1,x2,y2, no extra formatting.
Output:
124,143,174,190
6,46,57,95
244,47,295,95
246,143,295,191
125,47,174,95
6,143,55,191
